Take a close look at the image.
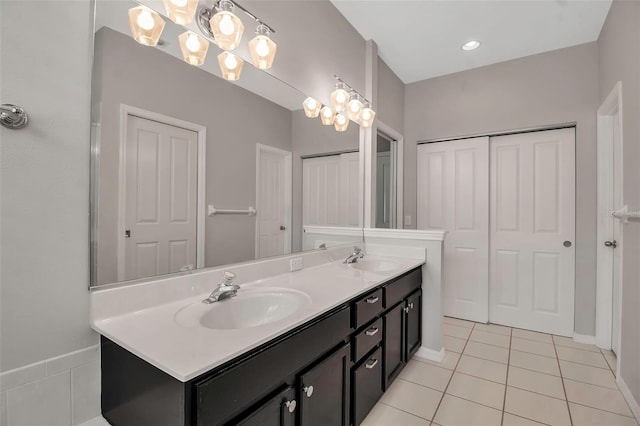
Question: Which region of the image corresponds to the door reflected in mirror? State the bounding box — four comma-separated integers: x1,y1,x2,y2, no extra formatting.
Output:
90,1,363,287
376,131,398,229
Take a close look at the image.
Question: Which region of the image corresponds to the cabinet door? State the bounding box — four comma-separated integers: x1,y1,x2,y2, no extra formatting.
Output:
237,386,296,426
383,302,405,390
352,347,383,426
405,290,422,360
299,344,350,426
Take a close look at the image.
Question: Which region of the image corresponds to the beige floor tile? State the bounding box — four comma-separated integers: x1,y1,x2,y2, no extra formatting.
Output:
361,402,430,426
443,316,475,329
510,350,561,376
556,346,608,368
512,328,554,343
433,394,502,426
414,351,460,371
469,329,511,348
505,387,571,426
444,335,467,353
601,349,618,373
474,323,511,336
446,372,505,409
559,360,617,389
380,378,442,421
511,337,556,358
398,359,453,391
552,335,600,353
464,341,509,364
564,379,634,417
502,413,547,426
456,355,507,384
507,366,566,399
443,323,472,339
569,402,639,426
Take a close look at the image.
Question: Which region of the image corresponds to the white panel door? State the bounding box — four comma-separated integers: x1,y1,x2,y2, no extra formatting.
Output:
417,137,490,323
489,128,575,336
123,115,198,281
256,146,291,259
376,152,391,228
340,152,361,227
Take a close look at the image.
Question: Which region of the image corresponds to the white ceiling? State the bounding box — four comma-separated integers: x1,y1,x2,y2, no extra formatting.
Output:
331,0,612,83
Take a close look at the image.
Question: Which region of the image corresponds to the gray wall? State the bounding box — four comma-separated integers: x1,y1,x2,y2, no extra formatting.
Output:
290,111,360,252
94,28,293,284
0,0,369,374
0,0,97,371
598,0,640,405
404,42,600,336
377,57,405,133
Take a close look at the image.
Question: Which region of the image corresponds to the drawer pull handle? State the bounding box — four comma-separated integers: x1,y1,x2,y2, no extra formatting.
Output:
403,306,410,313
303,385,314,397
284,399,297,413
365,358,378,369
365,326,379,336
366,296,379,304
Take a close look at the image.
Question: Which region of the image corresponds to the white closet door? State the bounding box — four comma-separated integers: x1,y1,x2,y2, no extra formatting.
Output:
417,137,489,323
489,128,575,336
340,152,361,227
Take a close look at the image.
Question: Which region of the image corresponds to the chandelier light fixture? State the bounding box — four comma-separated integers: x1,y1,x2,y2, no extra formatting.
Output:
302,76,376,132
127,0,277,81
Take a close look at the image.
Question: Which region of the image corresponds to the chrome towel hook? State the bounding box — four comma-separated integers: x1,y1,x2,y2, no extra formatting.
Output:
1,104,28,129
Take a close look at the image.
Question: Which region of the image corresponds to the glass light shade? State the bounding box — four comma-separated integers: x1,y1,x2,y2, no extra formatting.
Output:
209,4,244,51
359,107,376,128
303,97,322,118
320,106,335,125
163,0,198,25
249,33,277,70
128,6,165,46
334,113,349,132
330,86,350,112
217,51,244,81
346,97,363,121
179,31,209,66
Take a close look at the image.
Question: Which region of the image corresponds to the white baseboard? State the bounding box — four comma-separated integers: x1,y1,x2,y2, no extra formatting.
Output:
573,333,596,345
414,346,445,363
617,375,640,421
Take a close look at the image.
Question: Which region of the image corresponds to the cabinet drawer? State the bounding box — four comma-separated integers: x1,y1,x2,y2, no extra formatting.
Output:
195,306,351,425
384,268,421,308
353,318,382,363
353,289,383,329
352,347,383,426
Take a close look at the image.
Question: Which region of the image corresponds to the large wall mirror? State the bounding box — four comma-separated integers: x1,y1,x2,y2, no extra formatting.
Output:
90,0,363,287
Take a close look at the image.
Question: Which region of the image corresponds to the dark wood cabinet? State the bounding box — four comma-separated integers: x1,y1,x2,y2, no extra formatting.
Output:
101,266,422,426
237,386,296,426
299,344,350,426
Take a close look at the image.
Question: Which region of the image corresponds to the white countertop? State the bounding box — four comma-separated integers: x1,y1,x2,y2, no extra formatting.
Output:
92,255,424,382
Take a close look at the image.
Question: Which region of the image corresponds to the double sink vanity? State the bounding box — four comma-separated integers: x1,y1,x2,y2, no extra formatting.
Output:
91,249,425,426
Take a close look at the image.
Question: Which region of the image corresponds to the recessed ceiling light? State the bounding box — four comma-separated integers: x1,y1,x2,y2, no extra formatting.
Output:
461,40,481,51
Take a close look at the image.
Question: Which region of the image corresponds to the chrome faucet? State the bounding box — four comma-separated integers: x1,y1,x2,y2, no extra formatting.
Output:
344,246,364,264
202,271,240,304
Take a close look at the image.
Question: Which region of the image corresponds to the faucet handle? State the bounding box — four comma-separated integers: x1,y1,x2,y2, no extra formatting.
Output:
223,271,235,284
353,246,362,254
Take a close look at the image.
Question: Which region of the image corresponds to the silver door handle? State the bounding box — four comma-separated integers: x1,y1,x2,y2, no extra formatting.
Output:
303,385,314,397
280,225,286,230
365,358,378,369
563,241,572,247
604,240,617,248
125,230,131,238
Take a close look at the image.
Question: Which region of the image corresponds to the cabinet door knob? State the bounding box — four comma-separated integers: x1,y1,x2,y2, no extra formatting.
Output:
284,399,297,413
303,385,314,397
409,302,414,309
604,240,617,248
403,306,410,313
365,326,379,336
366,296,379,304
365,358,378,369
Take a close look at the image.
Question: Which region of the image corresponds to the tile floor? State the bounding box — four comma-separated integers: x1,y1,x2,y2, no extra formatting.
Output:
362,317,638,426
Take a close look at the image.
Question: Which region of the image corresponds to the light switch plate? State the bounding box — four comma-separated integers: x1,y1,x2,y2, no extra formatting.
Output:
405,215,412,226
290,257,303,271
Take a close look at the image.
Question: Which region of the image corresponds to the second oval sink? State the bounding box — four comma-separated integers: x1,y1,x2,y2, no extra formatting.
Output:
175,287,312,330
348,259,401,273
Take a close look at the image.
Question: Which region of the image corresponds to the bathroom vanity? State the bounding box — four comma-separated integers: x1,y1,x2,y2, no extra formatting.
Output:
92,254,423,426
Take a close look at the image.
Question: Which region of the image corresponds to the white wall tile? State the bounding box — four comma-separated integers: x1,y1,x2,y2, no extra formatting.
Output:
0,362,45,392
47,346,99,377
6,371,71,426
72,361,101,425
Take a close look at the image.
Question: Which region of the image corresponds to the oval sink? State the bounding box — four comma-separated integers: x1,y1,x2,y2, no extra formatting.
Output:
175,288,312,330
348,259,401,273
